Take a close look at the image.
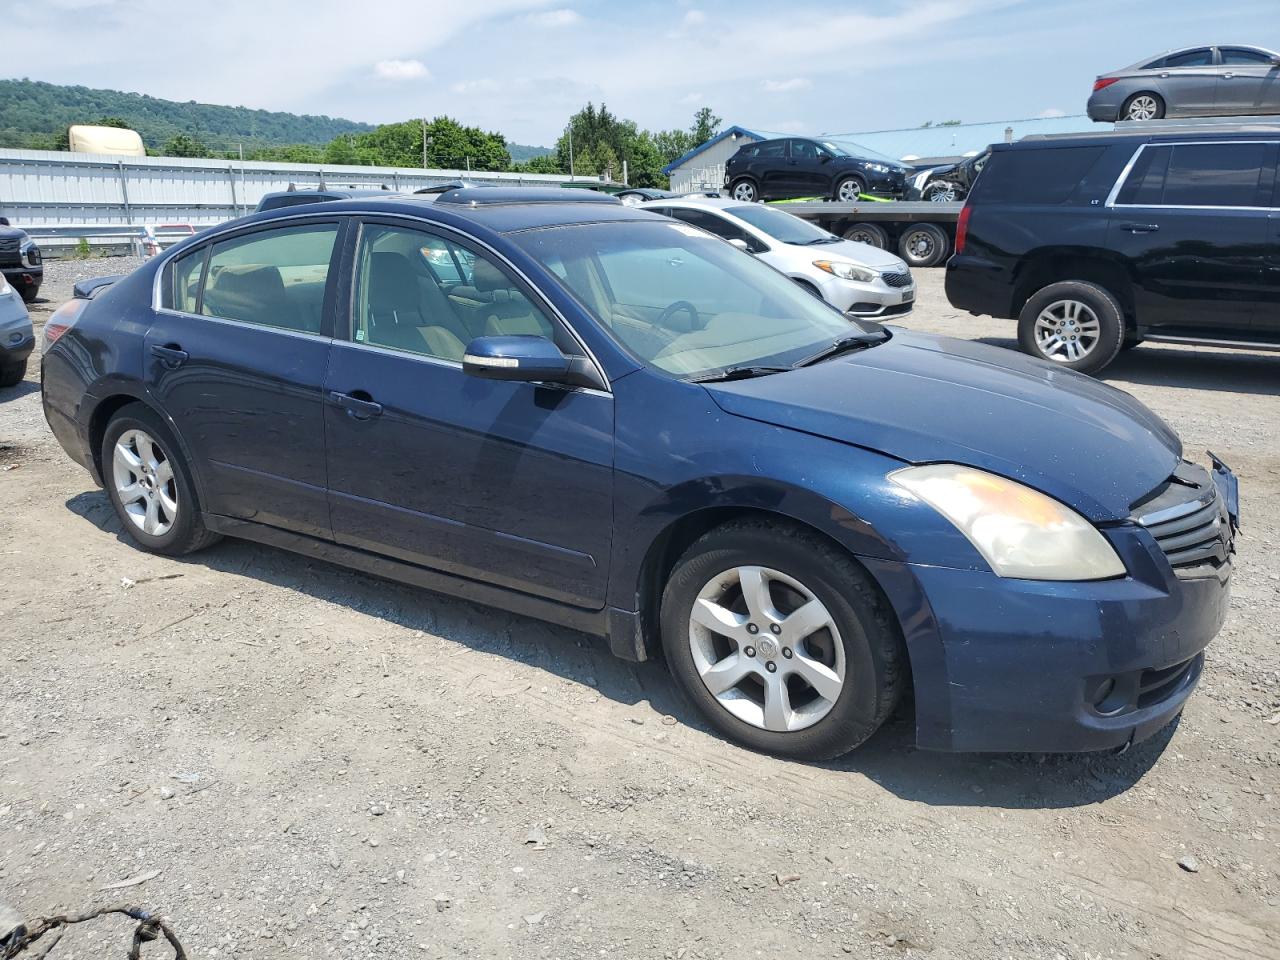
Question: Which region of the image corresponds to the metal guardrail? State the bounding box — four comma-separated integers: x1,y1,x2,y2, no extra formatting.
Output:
22,224,196,258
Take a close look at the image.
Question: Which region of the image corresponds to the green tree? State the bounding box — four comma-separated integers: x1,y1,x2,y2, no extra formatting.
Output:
94,116,132,129
164,133,209,157
515,153,565,175
690,106,721,144
653,128,695,165
323,134,360,165
551,103,672,187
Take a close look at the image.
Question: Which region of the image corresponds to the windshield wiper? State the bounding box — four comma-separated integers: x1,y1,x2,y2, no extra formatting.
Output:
690,365,791,383
798,236,841,245
792,332,889,368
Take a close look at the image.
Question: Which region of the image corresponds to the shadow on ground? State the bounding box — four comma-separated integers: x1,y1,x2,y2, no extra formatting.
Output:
67,488,1175,812
974,335,1280,397
0,380,39,403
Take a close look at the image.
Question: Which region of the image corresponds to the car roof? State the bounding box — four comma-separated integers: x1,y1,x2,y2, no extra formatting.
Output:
250,189,661,234
645,196,746,212
1004,125,1280,151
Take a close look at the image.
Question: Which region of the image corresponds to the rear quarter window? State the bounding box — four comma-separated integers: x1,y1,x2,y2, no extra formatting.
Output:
968,146,1107,204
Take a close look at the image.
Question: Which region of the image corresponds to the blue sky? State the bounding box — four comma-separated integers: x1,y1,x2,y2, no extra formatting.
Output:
7,0,1279,145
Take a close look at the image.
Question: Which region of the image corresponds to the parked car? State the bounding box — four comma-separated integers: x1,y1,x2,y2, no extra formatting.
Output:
906,149,990,202
255,185,395,212
724,138,912,203
946,127,1280,374
646,196,915,319
42,187,1235,759
0,218,44,304
0,269,33,387
1088,45,1280,121
616,187,680,206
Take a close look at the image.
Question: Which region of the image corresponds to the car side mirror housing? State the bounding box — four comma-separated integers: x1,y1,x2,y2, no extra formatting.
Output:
463,335,602,389
728,238,754,254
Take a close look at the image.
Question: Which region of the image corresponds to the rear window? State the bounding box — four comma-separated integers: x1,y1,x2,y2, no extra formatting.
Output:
1148,48,1213,69
746,141,786,159
969,146,1106,204
1114,142,1268,207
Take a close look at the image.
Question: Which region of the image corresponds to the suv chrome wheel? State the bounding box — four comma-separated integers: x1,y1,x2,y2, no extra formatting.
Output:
1033,299,1101,363
688,565,845,732
836,178,864,202
112,428,178,536
925,181,958,202
731,180,757,202
1126,95,1160,120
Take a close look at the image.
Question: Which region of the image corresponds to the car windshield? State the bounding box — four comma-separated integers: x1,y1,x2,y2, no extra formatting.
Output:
512,220,875,379
823,139,902,165
725,204,835,245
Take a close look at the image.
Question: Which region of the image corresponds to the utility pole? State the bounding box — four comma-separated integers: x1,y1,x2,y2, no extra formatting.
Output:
567,124,574,179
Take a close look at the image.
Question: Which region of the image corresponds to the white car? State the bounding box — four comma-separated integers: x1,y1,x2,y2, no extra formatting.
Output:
642,196,915,319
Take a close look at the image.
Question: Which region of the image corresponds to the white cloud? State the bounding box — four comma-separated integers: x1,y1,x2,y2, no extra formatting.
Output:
525,7,580,26
374,59,429,81
679,91,705,104
762,78,811,93
683,9,706,24
1038,107,1067,118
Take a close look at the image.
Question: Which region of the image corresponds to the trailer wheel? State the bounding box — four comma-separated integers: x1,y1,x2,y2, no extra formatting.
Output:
843,223,888,249
897,223,949,268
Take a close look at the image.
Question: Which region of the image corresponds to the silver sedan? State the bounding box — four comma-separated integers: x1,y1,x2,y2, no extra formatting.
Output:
1087,45,1280,122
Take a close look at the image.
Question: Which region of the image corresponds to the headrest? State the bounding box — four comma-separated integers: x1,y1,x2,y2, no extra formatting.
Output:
471,257,511,294
210,264,286,301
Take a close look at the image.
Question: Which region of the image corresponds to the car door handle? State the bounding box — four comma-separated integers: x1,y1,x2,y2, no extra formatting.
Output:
150,344,188,367
329,390,383,420
1120,222,1160,234
1223,72,1235,79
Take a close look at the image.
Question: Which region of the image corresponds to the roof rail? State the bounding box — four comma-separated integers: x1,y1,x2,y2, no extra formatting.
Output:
1021,115,1280,143
435,187,621,206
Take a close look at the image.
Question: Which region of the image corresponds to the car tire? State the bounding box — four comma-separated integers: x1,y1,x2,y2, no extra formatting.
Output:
730,178,759,203
0,360,26,388
102,403,221,556
923,180,961,202
897,223,949,268
19,286,39,305
1121,92,1165,121
834,176,866,202
843,223,888,249
1017,281,1125,375
660,518,906,761
1121,335,1144,351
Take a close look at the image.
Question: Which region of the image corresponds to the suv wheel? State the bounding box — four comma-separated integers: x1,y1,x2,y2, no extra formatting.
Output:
0,360,26,388
660,519,906,760
1122,93,1164,121
102,403,220,556
1018,281,1125,374
834,176,866,202
730,178,758,202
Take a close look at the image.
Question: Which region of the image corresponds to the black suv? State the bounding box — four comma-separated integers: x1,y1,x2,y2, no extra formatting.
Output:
724,138,912,203
946,128,1280,374
0,217,43,304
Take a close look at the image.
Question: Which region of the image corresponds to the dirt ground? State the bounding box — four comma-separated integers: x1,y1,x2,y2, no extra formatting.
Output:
2,259,1277,960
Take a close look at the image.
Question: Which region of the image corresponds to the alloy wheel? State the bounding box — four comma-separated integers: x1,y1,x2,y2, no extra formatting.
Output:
732,181,757,202
1126,95,1159,120
1033,299,1101,363
926,182,958,202
837,179,863,202
687,565,845,732
112,428,178,536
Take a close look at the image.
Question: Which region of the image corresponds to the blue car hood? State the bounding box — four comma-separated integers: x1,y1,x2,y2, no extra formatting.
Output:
705,331,1181,522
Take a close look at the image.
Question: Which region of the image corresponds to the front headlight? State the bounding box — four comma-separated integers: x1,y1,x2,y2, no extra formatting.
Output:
0,272,10,296
813,260,877,283
865,163,890,174
890,464,1126,581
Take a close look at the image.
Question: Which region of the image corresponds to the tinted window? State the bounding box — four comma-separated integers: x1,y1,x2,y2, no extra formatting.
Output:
729,203,834,244
1116,142,1266,207
790,140,819,161
352,223,568,362
967,146,1106,204
1220,48,1274,65
1161,48,1214,68
171,247,206,313
666,207,764,251
201,223,337,334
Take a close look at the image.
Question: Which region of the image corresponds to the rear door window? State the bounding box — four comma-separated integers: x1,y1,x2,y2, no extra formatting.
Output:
1115,142,1267,207
969,147,1106,204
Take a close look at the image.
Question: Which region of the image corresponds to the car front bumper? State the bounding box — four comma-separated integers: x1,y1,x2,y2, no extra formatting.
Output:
1,265,44,301
0,294,34,368
816,272,915,319
863,526,1231,753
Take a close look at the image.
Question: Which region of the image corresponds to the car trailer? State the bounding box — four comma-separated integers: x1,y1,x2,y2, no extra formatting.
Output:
769,200,964,268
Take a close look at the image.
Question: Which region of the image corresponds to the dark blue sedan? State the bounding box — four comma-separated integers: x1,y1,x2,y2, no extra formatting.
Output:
40,188,1236,759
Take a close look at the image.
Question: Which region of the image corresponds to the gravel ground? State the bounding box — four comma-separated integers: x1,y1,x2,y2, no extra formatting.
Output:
1,258,1277,960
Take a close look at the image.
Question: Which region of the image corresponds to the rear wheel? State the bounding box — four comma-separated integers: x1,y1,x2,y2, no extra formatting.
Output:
834,176,866,202
660,519,906,760
1017,280,1125,374
1122,92,1164,121
730,178,759,203
0,360,26,388
897,223,949,268
842,223,888,249
19,285,39,305
102,404,220,556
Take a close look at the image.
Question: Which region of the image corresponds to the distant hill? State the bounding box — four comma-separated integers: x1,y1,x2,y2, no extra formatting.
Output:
508,142,553,163
0,78,375,151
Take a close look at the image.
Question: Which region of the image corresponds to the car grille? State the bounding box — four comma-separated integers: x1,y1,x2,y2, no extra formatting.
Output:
0,238,20,268
881,270,912,288
1132,461,1234,579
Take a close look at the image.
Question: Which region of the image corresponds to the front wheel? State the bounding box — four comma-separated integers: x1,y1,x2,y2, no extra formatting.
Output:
730,178,758,203
102,403,220,556
923,180,960,202
660,520,906,760
0,360,26,388
1017,281,1125,374
834,176,866,202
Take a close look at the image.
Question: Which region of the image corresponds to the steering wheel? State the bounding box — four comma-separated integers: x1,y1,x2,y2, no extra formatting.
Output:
657,299,701,331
